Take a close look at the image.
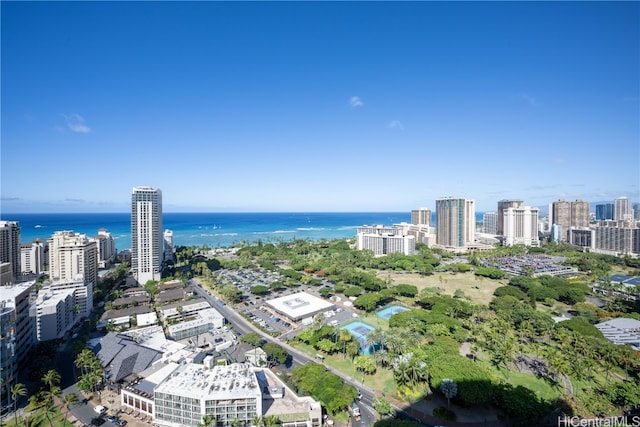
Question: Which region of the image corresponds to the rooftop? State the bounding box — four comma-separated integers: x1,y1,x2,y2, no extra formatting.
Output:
265,291,334,322
154,363,260,400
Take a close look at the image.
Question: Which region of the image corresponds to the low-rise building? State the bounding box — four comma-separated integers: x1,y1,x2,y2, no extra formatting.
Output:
154,362,262,427
595,318,640,350
166,308,225,340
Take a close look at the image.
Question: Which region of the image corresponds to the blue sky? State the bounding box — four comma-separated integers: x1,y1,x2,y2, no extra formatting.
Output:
1,1,638,213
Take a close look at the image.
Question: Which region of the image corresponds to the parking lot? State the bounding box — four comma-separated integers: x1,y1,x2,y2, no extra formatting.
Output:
212,267,364,339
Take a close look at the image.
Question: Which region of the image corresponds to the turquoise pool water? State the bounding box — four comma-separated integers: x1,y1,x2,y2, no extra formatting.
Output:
340,321,375,354
376,305,410,320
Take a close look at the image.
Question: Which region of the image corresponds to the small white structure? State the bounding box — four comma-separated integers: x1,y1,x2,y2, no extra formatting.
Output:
266,291,334,323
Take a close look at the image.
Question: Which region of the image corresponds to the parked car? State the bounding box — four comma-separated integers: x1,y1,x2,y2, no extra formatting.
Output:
93,405,107,415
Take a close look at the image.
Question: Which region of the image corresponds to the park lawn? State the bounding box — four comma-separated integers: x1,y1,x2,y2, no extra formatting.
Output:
291,342,397,396
19,407,70,427
328,353,396,394
378,271,505,306
475,358,560,402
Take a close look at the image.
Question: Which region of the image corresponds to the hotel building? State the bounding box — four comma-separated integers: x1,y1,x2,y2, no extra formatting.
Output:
48,231,98,287
95,229,117,269
131,186,164,284
436,197,475,248
497,200,523,236
356,225,415,256
482,212,498,235
154,362,262,427
31,288,76,341
410,208,431,226
20,240,46,276
502,206,540,246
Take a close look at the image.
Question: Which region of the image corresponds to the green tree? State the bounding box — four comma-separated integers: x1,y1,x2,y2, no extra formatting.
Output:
372,396,394,416
10,383,27,427
240,332,265,347
62,393,79,427
440,378,457,408
263,343,288,366
42,370,61,395
354,355,376,383
337,329,353,359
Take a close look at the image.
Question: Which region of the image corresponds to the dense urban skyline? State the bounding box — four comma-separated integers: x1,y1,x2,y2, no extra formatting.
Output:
1,1,638,214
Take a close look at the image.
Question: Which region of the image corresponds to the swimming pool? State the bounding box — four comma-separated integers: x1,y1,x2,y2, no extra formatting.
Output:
340,321,375,354
376,305,410,321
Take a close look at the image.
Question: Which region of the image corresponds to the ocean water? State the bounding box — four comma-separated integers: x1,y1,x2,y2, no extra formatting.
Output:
5,212,413,250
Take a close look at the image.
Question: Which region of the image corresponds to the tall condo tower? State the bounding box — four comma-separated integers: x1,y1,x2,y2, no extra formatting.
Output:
497,200,523,236
0,221,21,283
436,197,475,248
551,199,589,242
131,186,163,284
614,197,632,221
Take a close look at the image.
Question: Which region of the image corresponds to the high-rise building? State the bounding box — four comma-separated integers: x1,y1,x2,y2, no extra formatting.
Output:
594,220,640,255
0,300,17,411
551,199,589,242
95,229,117,269
48,231,98,287
0,281,36,408
614,197,632,221
634,203,640,220
163,229,174,263
595,203,614,221
497,200,523,236
131,186,164,284
0,221,21,283
482,212,498,234
410,208,431,226
502,206,540,246
31,288,76,341
20,240,46,275
356,228,415,256
436,197,475,248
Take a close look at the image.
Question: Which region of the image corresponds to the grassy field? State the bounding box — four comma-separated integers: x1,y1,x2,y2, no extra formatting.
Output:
292,342,396,395
378,271,505,306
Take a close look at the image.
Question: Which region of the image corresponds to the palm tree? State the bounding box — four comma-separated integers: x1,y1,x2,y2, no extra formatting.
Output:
42,370,61,393
62,393,79,427
11,383,27,427
337,329,353,359
198,414,215,427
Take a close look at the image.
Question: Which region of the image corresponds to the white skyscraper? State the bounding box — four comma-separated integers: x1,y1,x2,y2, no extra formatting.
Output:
131,186,163,284
614,197,632,221
48,231,98,287
503,206,540,246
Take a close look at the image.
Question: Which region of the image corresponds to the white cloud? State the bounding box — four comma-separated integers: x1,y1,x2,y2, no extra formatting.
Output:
516,92,538,107
63,113,91,133
349,96,363,108
389,120,404,130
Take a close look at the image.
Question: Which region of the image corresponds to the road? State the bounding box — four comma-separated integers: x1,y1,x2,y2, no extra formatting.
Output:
190,279,379,426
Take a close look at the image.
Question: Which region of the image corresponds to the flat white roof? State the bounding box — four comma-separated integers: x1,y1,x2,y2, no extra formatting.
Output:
265,291,334,322
154,363,261,401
